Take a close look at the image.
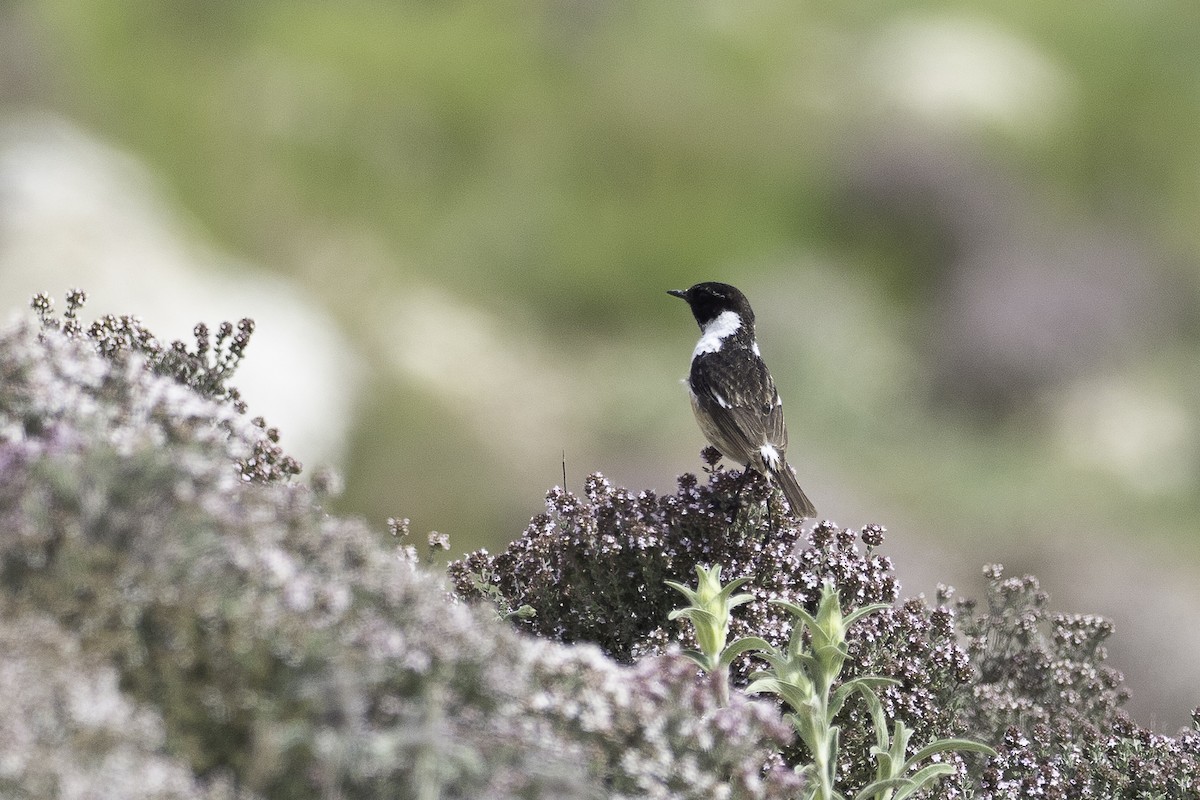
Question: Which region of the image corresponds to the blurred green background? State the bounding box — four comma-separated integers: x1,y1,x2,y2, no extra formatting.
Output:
3,0,1200,728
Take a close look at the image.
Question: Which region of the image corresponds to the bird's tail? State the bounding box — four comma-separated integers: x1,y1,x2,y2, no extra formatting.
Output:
770,463,817,519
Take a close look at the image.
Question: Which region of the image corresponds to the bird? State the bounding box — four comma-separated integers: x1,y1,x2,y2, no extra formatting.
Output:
668,281,817,519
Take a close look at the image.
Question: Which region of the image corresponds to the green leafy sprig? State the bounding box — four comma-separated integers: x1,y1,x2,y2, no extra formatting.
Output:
747,581,995,800
666,564,769,706
669,569,995,799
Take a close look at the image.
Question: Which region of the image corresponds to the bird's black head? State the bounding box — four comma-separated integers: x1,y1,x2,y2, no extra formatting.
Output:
667,282,755,329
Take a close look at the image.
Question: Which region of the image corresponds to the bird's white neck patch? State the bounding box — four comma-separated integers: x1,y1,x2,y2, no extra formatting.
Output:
692,311,743,357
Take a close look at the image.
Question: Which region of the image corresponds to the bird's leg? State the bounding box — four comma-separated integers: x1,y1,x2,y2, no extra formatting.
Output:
734,466,756,494
732,467,759,511
718,466,753,522
768,484,787,534
733,468,779,532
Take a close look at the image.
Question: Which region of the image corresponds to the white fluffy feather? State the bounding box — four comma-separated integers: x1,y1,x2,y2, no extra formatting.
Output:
691,311,742,358
759,444,782,471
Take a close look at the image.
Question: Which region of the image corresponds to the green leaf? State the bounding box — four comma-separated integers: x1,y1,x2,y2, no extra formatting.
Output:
906,737,998,766
869,748,896,780
842,602,891,628
727,591,755,609
678,649,712,671
748,649,788,674
744,677,783,696
892,763,957,800
887,721,908,755
501,604,536,621
770,598,819,630
668,607,718,629
830,676,897,733
769,682,816,713
664,579,699,603
852,776,914,800
716,636,772,669
715,575,752,598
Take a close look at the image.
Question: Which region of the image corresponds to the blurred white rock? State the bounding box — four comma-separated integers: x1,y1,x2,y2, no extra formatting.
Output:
0,113,361,471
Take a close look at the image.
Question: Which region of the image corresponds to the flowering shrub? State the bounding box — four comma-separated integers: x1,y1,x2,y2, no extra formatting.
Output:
0,296,794,799
527,647,803,799
0,614,241,800
6,292,1200,798
954,566,1200,797
449,466,975,792
451,462,1200,797
29,289,299,482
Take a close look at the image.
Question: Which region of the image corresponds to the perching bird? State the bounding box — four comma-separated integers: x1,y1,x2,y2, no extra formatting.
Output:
668,282,817,519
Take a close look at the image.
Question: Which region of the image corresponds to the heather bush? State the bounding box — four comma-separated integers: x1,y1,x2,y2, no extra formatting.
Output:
450,466,976,793
951,566,1200,798
0,614,243,800
452,462,1200,798
8,292,1200,799
1,312,580,798
0,296,795,800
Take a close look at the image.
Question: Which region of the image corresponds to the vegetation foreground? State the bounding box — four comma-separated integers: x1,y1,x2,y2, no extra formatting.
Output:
1,293,1198,798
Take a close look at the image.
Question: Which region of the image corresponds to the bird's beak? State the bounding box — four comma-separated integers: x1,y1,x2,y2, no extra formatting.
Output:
666,289,687,299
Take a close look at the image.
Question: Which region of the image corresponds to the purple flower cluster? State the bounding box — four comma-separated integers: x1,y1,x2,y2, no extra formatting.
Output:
0,304,800,799
953,566,1200,797
30,290,299,482
451,463,1200,797
11,293,1200,798
449,462,976,792
525,646,803,799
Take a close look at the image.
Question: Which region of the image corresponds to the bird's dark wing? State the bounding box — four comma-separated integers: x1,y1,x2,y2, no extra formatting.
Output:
689,348,784,462
763,379,788,452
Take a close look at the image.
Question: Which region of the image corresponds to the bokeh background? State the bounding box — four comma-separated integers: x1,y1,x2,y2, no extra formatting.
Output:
3,1,1199,729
